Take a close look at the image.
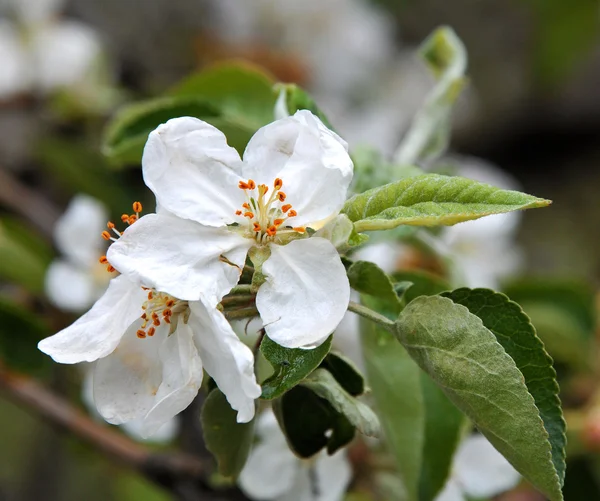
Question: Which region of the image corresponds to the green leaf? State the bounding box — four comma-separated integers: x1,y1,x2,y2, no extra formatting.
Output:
443,288,566,486
0,219,52,295
260,334,332,400
393,27,467,165
275,83,334,130
200,389,255,479
170,61,277,129
314,214,368,253
274,385,355,458
347,261,402,314
103,96,221,166
342,174,551,233
395,295,563,501
418,374,465,501
361,316,424,501
300,369,380,438
320,351,365,397
0,298,51,376
392,270,451,305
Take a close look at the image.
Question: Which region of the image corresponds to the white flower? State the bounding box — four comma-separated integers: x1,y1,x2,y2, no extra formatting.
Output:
239,410,352,501
45,194,112,313
38,272,261,435
107,111,353,350
0,0,103,99
435,434,520,501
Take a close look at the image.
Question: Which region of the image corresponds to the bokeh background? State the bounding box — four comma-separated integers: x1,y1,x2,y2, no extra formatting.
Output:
0,0,599,500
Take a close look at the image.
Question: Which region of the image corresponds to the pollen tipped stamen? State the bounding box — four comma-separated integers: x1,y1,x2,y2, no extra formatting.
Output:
274,178,283,190
244,211,254,219
106,265,116,273
99,255,108,264
267,225,277,237
253,222,261,232
281,204,292,213
132,201,143,214
121,214,130,223
136,329,147,339
288,210,297,217
278,192,287,202
147,327,156,337
235,210,242,216
293,227,306,233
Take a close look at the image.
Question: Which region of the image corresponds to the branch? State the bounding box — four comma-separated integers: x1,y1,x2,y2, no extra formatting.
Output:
0,365,233,498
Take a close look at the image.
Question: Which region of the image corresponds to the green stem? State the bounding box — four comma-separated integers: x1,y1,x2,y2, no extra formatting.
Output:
347,301,395,333
224,306,259,321
229,284,253,295
220,294,255,307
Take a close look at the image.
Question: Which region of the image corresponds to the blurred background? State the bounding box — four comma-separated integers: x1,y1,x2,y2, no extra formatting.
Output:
0,0,599,500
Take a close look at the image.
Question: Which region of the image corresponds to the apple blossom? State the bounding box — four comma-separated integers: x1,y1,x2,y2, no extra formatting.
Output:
107,110,352,349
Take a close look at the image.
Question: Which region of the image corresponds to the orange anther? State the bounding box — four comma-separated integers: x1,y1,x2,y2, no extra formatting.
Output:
281,204,292,213
151,312,158,320
132,201,143,213
166,299,175,307
242,202,250,210
148,291,153,300
99,255,108,264
244,211,254,219
153,318,161,326
253,222,261,232
163,308,172,317
274,178,283,190
164,316,171,324
128,215,138,225
121,214,130,222
293,227,306,233
235,210,242,216
238,181,249,190
288,210,297,217
247,179,256,190
267,225,277,237
274,218,284,227
141,313,147,320
107,221,115,229
106,265,116,273
147,327,156,337
278,192,287,202
136,329,147,339
101,231,111,240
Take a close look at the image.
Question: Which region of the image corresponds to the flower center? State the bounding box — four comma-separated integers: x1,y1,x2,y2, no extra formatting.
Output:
98,201,143,273
235,178,305,243
136,289,188,339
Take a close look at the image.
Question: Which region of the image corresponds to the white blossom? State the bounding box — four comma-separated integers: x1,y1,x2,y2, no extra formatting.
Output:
239,410,352,501
435,434,520,501
107,111,352,350
45,194,112,313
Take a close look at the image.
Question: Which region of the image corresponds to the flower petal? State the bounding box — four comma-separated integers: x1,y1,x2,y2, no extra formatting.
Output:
93,321,167,425
121,416,179,444
257,238,350,349
45,260,97,312
315,449,352,501
38,275,146,364
434,478,465,501
453,434,520,498
54,194,108,268
189,300,261,423
239,410,298,499
142,319,204,437
142,117,245,227
107,213,251,305
242,110,353,227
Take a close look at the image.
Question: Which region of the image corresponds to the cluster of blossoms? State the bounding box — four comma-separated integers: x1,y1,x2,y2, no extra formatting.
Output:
38,110,353,436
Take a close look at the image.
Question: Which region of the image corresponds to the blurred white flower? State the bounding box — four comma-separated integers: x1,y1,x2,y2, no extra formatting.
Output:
239,410,352,501
45,195,112,313
435,434,520,501
0,0,105,99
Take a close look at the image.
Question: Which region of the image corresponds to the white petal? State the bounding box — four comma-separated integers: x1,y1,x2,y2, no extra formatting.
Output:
189,300,261,423
257,238,350,349
54,194,108,268
38,275,146,364
434,478,465,501
239,439,299,499
45,260,96,312
0,21,30,98
107,213,251,305
93,321,167,425
31,21,102,93
453,434,520,498
242,111,353,227
314,450,352,501
142,117,245,227
142,320,204,437
121,416,179,444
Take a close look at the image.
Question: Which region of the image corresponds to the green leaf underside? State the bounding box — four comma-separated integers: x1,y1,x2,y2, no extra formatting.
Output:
320,351,365,397
361,317,424,501
260,334,332,400
274,385,355,458
200,389,255,479
395,295,563,501
443,288,566,487
418,373,465,501
348,261,402,315
342,174,551,232
300,369,380,438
